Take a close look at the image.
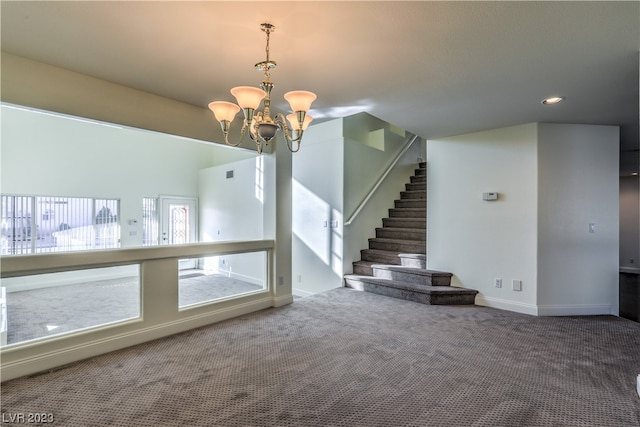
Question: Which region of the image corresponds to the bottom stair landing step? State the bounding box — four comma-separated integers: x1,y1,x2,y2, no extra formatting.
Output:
344,275,478,306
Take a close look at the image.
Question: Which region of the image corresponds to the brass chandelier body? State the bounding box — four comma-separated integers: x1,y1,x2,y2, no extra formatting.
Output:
208,23,316,154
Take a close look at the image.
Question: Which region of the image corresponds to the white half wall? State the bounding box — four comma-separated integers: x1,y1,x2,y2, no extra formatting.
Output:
427,124,539,313
537,123,619,315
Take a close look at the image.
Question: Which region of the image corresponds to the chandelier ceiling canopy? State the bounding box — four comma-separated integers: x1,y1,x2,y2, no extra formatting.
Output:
208,23,317,154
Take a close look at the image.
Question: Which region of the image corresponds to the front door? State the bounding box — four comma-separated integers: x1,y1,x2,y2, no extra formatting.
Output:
160,196,197,270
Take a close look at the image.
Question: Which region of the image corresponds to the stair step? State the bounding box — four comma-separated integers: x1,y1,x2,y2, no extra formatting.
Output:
400,190,425,200
414,168,426,176
371,265,451,286
344,275,477,305
382,217,426,229
369,238,425,253
352,260,376,275
376,227,425,241
389,208,425,218
394,199,425,209
361,249,402,264
405,182,426,192
418,162,426,169
410,175,425,183
399,253,426,268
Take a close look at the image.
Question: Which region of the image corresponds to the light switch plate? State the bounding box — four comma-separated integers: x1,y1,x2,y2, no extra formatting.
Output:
512,280,522,291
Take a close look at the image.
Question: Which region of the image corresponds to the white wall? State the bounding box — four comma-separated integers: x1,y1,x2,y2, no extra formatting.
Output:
2,53,226,147
199,157,264,243
0,104,257,248
427,122,620,316
291,119,344,295
537,123,619,315
427,124,539,314
198,156,266,284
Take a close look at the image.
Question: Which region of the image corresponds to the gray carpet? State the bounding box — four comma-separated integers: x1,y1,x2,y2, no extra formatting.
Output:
2,288,640,426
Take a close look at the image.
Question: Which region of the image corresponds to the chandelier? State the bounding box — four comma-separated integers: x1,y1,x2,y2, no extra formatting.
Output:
208,23,317,154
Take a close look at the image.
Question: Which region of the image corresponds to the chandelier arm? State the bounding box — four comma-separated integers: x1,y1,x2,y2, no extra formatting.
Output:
222,121,248,147
274,114,302,153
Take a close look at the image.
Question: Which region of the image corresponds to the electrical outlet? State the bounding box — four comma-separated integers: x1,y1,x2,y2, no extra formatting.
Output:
494,278,502,288
512,280,522,291
278,276,284,286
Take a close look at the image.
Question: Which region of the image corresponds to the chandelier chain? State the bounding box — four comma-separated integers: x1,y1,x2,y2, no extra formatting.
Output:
264,26,272,81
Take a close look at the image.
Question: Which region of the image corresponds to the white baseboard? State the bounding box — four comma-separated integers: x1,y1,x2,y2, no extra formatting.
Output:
227,271,264,287
0,296,272,381
537,304,612,316
476,295,613,317
292,288,316,298
272,294,294,307
475,295,538,316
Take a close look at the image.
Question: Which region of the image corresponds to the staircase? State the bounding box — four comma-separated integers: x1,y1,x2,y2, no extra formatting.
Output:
344,162,478,305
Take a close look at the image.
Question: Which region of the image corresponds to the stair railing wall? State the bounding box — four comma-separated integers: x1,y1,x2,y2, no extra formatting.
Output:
344,134,420,226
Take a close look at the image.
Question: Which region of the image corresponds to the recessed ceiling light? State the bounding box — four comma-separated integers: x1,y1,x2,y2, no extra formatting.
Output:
542,96,565,105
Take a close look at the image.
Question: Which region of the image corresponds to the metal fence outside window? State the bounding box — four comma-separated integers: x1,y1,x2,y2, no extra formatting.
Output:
0,195,120,255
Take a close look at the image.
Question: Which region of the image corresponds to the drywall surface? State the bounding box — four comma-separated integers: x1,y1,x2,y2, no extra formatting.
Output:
537,123,619,315
1,53,226,147
292,119,345,295
427,124,539,314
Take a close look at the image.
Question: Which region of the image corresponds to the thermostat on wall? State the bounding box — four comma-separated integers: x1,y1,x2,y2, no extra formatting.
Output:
482,192,499,201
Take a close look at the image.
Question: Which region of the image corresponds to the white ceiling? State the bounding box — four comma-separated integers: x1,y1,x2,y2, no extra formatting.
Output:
2,1,638,165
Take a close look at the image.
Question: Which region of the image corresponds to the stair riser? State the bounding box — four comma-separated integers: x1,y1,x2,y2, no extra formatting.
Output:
345,278,436,304
389,208,425,218
400,191,425,200
405,183,426,192
414,168,426,176
430,293,476,305
376,228,425,241
369,240,425,253
361,250,401,264
410,175,426,183
400,257,427,269
372,268,451,286
395,199,425,209
383,218,426,229
353,264,373,275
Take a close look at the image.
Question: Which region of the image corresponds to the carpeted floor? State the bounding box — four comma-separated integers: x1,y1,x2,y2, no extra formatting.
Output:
2,287,640,426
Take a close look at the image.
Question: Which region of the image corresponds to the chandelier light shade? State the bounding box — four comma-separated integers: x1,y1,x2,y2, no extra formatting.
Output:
208,23,317,153
208,101,240,123
284,91,317,113
230,86,266,110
